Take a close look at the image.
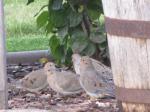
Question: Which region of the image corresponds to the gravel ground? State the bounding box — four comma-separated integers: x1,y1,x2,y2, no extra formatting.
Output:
7,62,119,112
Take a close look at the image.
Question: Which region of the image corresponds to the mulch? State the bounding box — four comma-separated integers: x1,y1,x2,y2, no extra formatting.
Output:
7,62,119,112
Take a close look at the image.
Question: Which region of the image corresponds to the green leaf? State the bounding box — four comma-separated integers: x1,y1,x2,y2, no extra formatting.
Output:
68,11,83,27
87,0,102,20
27,0,34,5
98,41,107,51
99,14,105,25
49,9,68,27
58,25,68,37
70,29,86,41
62,36,69,50
87,9,100,20
49,35,60,56
48,1,68,27
55,45,64,60
36,11,49,28
52,0,63,10
45,21,54,34
87,0,103,13
64,47,73,66
68,0,80,6
71,37,88,53
90,31,106,44
82,42,96,56
34,5,48,17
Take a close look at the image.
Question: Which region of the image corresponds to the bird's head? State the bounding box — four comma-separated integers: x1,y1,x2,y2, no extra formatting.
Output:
80,56,93,69
44,62,56,74
47,70,55,76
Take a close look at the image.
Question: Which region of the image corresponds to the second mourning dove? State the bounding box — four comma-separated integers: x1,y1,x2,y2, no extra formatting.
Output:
79,56,115,99
44,62,83,95
72,53,113,80
21,69,48,93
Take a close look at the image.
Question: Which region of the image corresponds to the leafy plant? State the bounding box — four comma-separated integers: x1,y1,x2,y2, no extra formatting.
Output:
27,0,108,66
27,0,34,5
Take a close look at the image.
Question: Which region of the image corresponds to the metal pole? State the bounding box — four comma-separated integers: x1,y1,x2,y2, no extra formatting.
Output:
0,0,8,109
7,50,52,64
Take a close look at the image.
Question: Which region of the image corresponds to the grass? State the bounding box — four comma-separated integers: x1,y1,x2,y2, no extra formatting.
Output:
7,35,49,52
4,0,50,52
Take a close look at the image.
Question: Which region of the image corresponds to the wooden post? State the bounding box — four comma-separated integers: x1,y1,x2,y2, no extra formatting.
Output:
0,0,8,109
102,0,150,111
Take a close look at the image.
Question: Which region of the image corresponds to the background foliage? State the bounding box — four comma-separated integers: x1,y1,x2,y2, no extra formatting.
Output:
5,0,49,52
27,0,108,66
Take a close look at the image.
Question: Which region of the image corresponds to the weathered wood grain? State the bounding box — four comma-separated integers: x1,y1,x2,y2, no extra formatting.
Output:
102,0,150,111
0,0,8,109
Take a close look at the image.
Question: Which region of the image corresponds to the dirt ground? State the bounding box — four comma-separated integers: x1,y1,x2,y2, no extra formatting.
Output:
7,63,119,112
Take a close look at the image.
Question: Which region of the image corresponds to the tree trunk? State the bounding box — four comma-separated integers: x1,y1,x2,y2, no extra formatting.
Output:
102,0,150,111
0,0,8,109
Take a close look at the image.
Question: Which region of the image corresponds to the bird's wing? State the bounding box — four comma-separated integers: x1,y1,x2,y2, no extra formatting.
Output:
91,59,113,80
91,58,111,72
22,69,47,88
80,69,108,93
24,82,48,93
55,71,82,92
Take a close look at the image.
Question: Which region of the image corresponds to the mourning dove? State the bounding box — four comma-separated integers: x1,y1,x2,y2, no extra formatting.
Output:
21,69,48,93
72,53,113,80
44,62,83,95
79,56,115,99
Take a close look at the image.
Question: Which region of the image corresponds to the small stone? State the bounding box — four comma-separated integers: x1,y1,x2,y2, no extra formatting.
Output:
29,102,43,108
14,72,26,78
13,98,25,102
14,65,20,69
49,99,57,105
8,100,15,105
55,97,63,101
25,66,33,71
40,94,51,99
12,70,17,73
25,93,36,97
95,101,110,108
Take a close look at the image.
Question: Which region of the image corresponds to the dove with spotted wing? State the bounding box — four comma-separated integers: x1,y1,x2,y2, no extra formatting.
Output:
72,54,112,79
21,69,48,93
79,56,115,99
